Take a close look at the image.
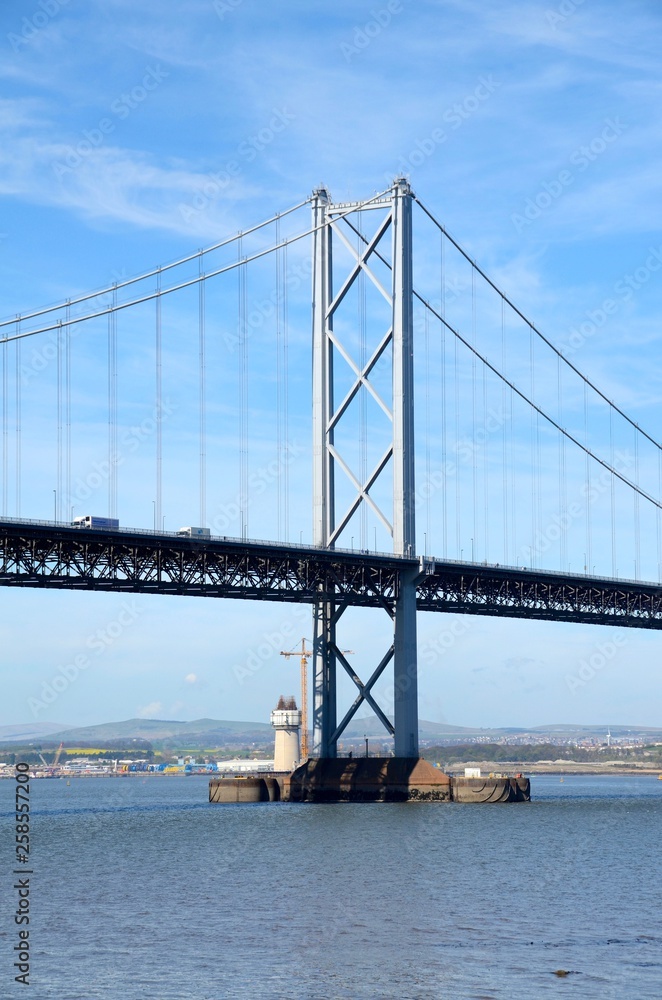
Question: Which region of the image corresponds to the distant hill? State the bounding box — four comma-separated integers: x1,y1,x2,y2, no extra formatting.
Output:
343,718,503,740
49,716,503,743
0,722,71,743
48,718,273,744
7,717,660,749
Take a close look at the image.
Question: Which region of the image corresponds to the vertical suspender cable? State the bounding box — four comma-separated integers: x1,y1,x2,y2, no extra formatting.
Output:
65,302,71,520
558,355,567,571
155,268,162,530
283,240,289,543
108,285,118,520
454,332,460,556
2,334,7,516
536,402,542,565
482,360,488,562
634,426,640,579
424,307,430,556
440,231,447,558
536,413,541,564
238,238,244,537
529,324,535,567
584,382,591,573
610,406,616,577
110,282,118,517
471,268,477,555
199,251,206,529
15,319,21,516
276,218,282,540
510,385,516,563
239,238,248,539
108,308,112,518
57,319,62,520
113,288,118,519
501,298,508,564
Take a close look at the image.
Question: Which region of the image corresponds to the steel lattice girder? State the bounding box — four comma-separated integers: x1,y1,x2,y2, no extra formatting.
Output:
0,523,400,607
416,565,662,628
1,522,662,628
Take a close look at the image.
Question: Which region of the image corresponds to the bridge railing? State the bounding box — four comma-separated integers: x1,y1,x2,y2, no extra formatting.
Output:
0,516,655,588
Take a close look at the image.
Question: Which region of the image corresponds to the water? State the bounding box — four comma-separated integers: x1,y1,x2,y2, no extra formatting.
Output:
1,774,661,999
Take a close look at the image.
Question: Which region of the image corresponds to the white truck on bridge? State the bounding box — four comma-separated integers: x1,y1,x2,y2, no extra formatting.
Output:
72,515,120,529
177,526,211,538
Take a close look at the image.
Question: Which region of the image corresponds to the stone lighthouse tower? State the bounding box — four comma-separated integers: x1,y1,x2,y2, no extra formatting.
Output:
270,695,301,772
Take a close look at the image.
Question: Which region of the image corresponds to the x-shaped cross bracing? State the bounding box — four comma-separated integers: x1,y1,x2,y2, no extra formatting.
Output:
325,209,396,549
330,642,395,744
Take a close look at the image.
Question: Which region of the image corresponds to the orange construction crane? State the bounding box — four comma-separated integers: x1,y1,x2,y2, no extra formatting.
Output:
280,640,353,761
280,640,312,760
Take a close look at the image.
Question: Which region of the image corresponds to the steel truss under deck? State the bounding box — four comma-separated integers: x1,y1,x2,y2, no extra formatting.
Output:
1,521,661,628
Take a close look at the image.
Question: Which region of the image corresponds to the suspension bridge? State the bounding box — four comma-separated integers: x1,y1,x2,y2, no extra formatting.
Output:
1,179,661,758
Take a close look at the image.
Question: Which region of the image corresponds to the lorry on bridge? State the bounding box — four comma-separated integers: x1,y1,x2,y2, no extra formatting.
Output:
72,515,120,529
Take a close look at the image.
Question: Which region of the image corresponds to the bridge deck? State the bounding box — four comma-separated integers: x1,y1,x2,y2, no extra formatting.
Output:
1,520,661,629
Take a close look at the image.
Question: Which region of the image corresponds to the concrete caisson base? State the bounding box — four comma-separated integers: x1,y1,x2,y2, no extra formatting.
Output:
450,775,530,803
209,775,283,803
209,762,531,804
285,757,452,803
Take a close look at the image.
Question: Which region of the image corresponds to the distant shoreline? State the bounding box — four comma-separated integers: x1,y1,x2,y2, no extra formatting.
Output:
442,762,662,777
2,763,661,780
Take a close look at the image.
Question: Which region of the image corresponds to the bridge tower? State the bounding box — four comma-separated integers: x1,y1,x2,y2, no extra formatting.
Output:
311,178,419,759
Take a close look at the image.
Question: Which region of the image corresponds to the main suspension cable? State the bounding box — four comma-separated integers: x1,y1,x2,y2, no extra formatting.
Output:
419,294,662,512
0,198,312,331
414,194,662,455
1,191,393,344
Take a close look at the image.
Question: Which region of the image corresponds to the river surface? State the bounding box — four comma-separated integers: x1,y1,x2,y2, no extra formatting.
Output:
1,773,661,999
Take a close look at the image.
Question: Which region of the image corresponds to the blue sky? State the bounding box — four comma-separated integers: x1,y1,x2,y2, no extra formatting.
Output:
1,0,661,733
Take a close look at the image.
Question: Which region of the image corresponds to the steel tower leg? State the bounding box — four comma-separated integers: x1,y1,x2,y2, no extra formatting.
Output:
311,186,337,759
310,179,418,759
392,179,419,757
312,599,336,758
